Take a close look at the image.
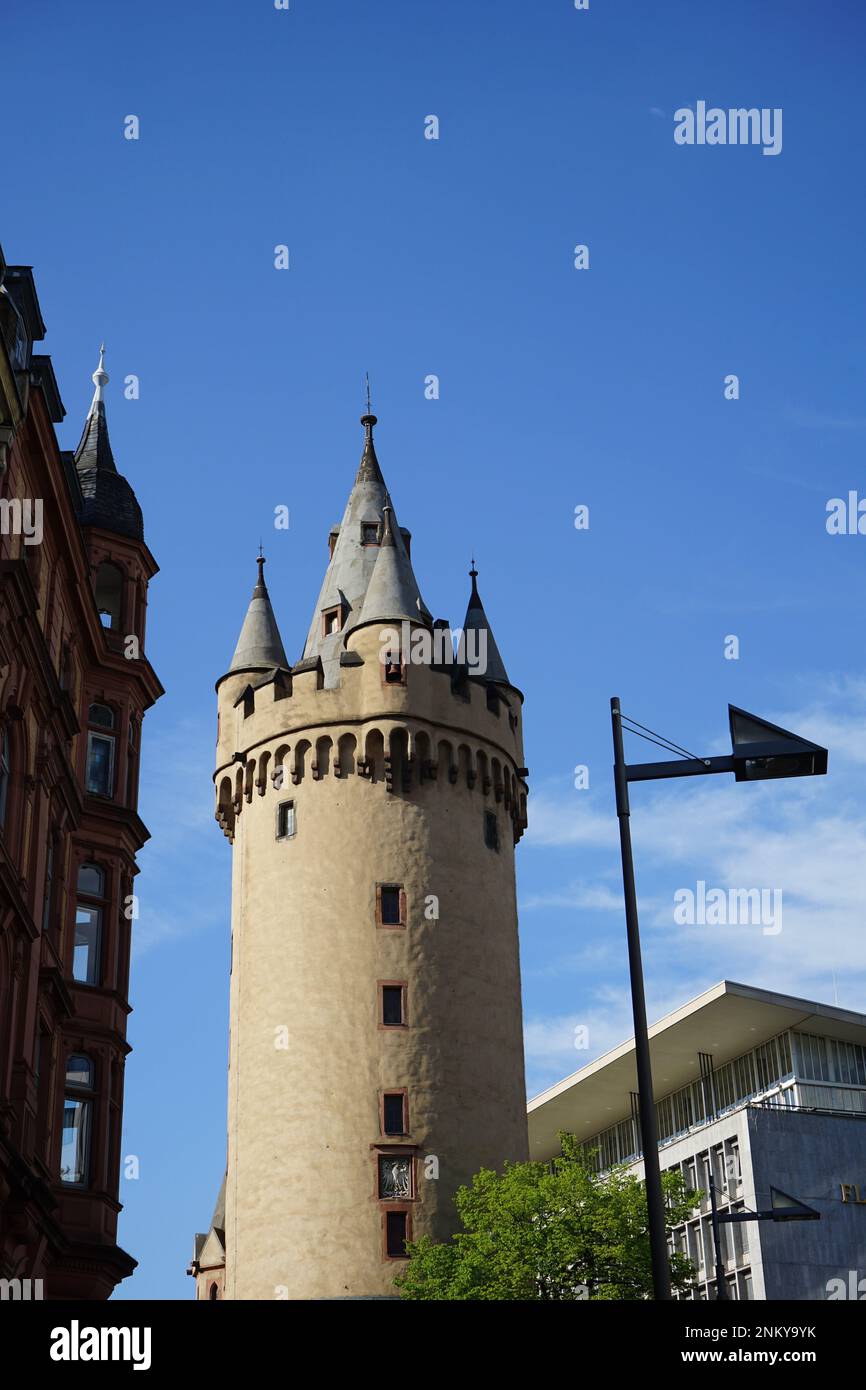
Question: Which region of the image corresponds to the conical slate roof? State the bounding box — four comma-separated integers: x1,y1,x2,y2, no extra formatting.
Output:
353,506,429,631
462,566,510,685
74,346,144,542
302,414,429,686
228,555,289,674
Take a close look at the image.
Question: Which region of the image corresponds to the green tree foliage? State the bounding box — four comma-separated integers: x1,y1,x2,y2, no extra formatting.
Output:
396,1133,698,1300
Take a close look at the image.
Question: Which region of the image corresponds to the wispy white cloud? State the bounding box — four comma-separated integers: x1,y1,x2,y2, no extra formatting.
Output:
784,407,866,432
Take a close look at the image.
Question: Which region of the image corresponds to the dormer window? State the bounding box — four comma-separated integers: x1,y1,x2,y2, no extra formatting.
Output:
361,523,379,547
322,607,342,636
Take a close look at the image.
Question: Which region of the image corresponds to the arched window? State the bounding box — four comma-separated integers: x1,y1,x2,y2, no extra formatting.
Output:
61,1053,95,1185
94,562,124,631
0,729,10,831
74,862,106,985
88,703,114,728
209,1283,219,1301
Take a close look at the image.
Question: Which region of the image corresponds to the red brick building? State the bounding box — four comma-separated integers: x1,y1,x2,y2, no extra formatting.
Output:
0,247,162,1298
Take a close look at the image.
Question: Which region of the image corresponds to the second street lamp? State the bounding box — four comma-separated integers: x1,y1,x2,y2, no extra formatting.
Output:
610,698,828,1301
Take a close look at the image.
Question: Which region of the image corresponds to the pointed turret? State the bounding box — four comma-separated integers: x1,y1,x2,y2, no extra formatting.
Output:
228,554,289,675
462,563,510,685
353,505,430,631
301,412,429,686
74,345,144,540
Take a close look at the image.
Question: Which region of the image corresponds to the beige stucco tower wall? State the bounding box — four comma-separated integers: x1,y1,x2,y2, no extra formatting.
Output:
197,415,529,1300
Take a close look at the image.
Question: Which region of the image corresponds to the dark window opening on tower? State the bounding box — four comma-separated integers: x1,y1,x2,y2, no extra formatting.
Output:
381,984,405,1027
385,1210,409,1258
383,651,403,684
361,522,379,546
322,607,341,636
383,1092,407,1135
378,884,403,926
484,810,500,852
486,686,500,715
276,801,296,839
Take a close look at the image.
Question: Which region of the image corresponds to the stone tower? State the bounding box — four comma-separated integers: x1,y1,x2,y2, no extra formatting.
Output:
191,412,529,1300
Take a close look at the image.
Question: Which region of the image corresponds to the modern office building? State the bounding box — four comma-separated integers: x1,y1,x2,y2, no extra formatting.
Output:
528,981,866,1300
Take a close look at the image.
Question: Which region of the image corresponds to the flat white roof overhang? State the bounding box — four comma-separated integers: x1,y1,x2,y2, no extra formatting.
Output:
527,980,866,1161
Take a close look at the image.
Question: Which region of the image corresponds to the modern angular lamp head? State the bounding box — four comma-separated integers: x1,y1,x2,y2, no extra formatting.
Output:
769,1186,821,1222
728,706,828,783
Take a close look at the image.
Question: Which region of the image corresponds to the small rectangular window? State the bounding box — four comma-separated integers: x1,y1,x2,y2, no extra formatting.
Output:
378,884,404,927
484,810,500,851
362,523,379,546
383,1092,407,1135
322,607,341,636
385,1210,409,1259
276,801,296,839
381,985,405,1027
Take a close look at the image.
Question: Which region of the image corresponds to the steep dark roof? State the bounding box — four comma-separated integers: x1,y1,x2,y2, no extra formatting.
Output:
462,566,510,685
73,349,144,542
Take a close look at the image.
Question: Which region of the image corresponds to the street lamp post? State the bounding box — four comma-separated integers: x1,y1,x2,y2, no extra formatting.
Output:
611,697,672,1300
610,698,828,1302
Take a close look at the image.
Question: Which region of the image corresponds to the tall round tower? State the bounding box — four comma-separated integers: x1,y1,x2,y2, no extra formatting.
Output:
195,413,529,1300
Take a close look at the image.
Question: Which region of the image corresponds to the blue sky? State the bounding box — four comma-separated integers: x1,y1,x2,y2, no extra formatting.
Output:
5,0,865,1298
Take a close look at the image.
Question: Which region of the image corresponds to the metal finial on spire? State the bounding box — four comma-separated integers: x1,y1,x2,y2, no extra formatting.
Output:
360,373,377,433
90,342,109,408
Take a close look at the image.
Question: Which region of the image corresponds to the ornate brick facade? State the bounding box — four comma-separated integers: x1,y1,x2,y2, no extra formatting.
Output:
0,248,162,1299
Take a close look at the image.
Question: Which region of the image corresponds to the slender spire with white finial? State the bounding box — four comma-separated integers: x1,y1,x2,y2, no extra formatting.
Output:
90,342,109,409
74,341,145,540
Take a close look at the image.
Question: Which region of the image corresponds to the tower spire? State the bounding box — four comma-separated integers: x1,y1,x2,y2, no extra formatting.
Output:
227,552,289,674
301,408,429,684
462,560,511,685
74,343,145,540
90,342,108,408
357,405,383,485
